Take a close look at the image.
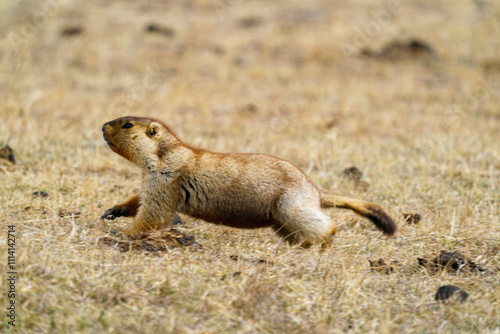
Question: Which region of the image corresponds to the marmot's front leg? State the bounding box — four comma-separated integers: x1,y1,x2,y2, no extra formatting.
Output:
123,193,179,236
101,194,141,220
124,208,178,237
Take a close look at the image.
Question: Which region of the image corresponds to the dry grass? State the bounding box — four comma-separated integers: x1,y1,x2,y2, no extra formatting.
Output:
0,0,499,333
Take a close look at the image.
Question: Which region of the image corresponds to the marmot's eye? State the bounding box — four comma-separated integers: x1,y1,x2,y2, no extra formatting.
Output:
122,123,133,129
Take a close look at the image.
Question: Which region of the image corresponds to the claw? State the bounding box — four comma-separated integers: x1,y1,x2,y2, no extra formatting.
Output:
101,208,118,220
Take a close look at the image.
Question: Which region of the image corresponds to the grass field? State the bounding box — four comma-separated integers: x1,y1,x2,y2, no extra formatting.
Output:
0,0,499,333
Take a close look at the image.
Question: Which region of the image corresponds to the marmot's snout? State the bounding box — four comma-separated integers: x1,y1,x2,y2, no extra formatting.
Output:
102,123,113,147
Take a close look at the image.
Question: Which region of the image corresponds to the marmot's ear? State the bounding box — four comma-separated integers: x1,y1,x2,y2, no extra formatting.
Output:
147,122,161,136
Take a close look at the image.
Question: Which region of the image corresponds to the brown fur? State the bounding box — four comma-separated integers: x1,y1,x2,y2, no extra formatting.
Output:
101,116,397,248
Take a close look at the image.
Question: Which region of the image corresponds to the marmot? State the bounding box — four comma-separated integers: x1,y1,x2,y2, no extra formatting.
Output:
101,116,397,248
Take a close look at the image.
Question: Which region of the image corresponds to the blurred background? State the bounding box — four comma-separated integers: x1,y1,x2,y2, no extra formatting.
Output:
1,0,498,143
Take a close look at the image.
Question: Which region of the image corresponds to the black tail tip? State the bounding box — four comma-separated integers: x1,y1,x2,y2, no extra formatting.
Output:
367,205,397,236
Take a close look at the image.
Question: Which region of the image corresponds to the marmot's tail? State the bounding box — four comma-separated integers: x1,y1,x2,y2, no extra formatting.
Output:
320,193,397,236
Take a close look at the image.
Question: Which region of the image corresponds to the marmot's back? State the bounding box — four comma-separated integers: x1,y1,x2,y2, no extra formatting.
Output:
177,152,313,228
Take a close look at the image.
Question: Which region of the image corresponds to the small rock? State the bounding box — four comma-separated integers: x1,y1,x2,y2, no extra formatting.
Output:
0,145,15,164
33,191,49,198
145,23,175,37
418,251,486,273
435,285,469,303
369,259,394,274
342,166,369,191
61,26,83,37
237,16,262,28
325,119,339,129
434,251,485,272
403,213,422,224
361,39,434,61
240,103,258,113
481,60,500,75
342,166,363,181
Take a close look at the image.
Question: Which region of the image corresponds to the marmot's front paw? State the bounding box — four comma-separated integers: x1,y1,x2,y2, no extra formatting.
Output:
100,207,127,220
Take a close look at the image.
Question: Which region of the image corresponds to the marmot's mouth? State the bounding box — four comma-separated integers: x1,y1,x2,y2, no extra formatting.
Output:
103,134,114,147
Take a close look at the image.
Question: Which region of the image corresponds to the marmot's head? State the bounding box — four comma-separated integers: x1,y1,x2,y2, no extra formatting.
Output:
102,116,180,167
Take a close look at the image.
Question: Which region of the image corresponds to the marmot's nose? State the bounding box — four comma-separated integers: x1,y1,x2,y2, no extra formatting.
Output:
102,124,106,132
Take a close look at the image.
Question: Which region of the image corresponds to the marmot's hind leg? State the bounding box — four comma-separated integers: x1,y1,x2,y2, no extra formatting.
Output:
271,224,305,246
272,204,335,248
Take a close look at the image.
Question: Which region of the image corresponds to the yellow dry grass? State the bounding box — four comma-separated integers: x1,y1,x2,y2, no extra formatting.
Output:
0,0,499,333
